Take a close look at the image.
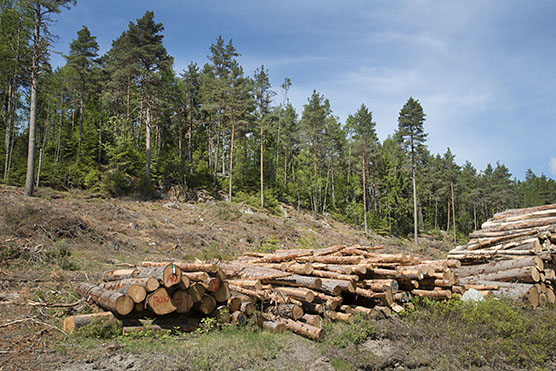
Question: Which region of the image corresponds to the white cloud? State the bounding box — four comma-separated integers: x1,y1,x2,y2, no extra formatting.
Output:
550,158,556,176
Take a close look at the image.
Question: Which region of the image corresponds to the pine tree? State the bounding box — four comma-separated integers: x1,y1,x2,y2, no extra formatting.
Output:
24,0,75,197
346,104,378,233
126,11,172,184
252,65,274,207
397,97,427,243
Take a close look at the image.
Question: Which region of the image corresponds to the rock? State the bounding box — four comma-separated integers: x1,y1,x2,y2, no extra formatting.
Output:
461,288,485,302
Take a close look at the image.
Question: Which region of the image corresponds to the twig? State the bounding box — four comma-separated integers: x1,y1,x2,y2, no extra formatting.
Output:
26,299,83,308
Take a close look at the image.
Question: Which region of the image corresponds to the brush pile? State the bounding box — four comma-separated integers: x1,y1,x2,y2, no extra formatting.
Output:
448,204,556,306
69,245,460,339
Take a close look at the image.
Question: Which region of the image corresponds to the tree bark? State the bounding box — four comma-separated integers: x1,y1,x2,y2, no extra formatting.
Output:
24,3,41,197
362,148,368,233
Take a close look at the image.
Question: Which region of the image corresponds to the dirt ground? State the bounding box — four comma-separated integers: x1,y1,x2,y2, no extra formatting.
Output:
0,185,453,370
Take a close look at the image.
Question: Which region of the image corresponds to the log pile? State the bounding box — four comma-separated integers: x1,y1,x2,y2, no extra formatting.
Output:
220,244,460,338
69,245,459,339
68,262,237,334
448,204,556,306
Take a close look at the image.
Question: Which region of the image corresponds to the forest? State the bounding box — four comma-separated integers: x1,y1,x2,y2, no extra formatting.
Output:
2,2,556,241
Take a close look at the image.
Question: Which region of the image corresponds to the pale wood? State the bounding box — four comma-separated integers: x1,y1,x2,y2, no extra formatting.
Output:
194,294,217,314
203,277,221,293
456,256,544,277
320,278,355,294
362,279,399,293
310,269,359,281
187,282,205,303
141,261,218,273
263,320,286,333
273,287,315,302
227,279,263,290
77,282,134,316
301,313,321,327
472,266,540,283
334,312,353,322
279,317,325,340
354,287,393,305
412,289,452,298
146,287,177,315
99,282,146,304
211,282,231,302
63,312,117,334
296,255,362,264
264,274,322,289
227,296,242,312
240,301,256,316
272,303,303,320
99,277,159,292
182,271,209,282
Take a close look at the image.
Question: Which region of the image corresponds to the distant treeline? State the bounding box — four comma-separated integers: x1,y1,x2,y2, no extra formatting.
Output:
1,4,555,240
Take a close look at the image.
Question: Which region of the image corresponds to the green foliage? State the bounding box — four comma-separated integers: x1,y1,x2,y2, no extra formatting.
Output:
296,230,324,250
45,240,78,270
75,318,122,339
257,235,280,253
322,314,376,348
100,170,134,197
404,297,556,367
235,190,282,216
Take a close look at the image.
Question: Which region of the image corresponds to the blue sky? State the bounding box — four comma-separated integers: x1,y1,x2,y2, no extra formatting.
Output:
48,0,556,180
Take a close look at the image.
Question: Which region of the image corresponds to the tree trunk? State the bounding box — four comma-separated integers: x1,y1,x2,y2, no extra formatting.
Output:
362,149,368,233
3,76,15,180
77,95,83,161
451,181,456,242
411,150,418,244
260,110,264,208
228,117,235,201
24,4,41,197
145,87,151,181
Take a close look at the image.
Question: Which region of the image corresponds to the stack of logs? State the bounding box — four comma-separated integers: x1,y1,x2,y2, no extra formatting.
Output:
68,245,461,339
448,204,556,306
66,262,239,334
219,244,460,339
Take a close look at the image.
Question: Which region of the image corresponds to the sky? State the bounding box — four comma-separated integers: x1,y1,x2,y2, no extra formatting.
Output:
48,0,556,180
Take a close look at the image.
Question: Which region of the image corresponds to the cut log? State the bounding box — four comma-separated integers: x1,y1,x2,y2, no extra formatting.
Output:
310,269,359,282
214,305,231,324
227,279,262,290
77,282,134,316
301,313,321,327
302,302,324,314
279,317,325,340
240,301,256,316
296,255,362,264
412,289,452,299
211,282,231,302
146,287,177,315
103,264,182,288
172,290,193,313
182,271,209,282
227,296,242,312
264,274,322,289
263,320,286,333
273,287,315,302
98,282,146,304
354,287,393,305
63,312,119,334
194,294,217,314
231,311,247,326
362,279,399,293
319,278,355,294
473,266,540,283
203,277,221,293
335,312,353,322
456,256,544,277
99,277,159,292
141,261,218,273
273,303,303,320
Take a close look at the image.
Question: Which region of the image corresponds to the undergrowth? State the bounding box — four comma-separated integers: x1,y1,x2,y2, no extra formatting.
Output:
399,297,556,368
